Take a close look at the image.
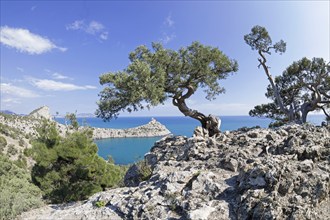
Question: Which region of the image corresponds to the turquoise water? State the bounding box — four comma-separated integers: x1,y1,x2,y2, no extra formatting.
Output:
55,115,325,165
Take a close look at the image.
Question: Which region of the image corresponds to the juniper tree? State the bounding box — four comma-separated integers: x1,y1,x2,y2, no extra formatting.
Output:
249,57,330,126
245,26,329,125
244,25,291,121
96,42,238,136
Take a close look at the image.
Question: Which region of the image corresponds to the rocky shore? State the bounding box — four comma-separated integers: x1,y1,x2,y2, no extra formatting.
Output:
19,124,330,220
92,118,171,139
0,107,171,141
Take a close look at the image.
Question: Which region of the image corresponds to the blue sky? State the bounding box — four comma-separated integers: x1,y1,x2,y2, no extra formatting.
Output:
1,1,329,116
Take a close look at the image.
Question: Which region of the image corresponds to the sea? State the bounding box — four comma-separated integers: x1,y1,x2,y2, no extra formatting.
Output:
55,115,325,165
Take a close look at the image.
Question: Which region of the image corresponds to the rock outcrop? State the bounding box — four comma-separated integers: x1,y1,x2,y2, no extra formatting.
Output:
19,124,330,220
1,107,170,140
92,118,171,139
29,106,53,121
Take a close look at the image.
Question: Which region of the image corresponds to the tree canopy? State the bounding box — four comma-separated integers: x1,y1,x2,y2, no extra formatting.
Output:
245,25,329,125
250,57,330,126
97,42,238,136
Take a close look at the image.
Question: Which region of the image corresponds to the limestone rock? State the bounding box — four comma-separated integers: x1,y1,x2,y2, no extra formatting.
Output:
29,106,53,121
92,118,171,139
20,124,330,220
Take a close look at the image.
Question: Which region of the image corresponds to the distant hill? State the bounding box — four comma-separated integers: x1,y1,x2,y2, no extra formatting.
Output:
0,110,16,115
54,113,96,118
77,113,96,118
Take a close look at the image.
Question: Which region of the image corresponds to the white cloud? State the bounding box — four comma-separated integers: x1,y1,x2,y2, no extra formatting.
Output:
16,67,24,72
164,14,174,27
1,83,39,98
30,78,97,91
2,98,21,104
0,26,67,54
86,21,105,34
66,20,108,40
52,72,72,80
44,69,73,80
66,20,84,30
100,32,109,40
160,13,175,44
160,33,176,44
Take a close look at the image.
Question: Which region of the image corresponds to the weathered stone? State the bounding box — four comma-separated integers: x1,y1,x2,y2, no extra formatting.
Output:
193,126,209,138
20,124,330,220
29,106,53,121
124,164,143,187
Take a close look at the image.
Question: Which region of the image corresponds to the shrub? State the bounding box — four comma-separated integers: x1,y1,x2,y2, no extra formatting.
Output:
0,154,43,219
31,121,125,203
0,136,7,152
14,154,28,169
94,200,107,208
136,159,152,181
19,138,26,147
7,144,18,156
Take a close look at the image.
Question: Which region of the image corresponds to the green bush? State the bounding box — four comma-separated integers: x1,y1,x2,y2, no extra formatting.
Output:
19,138,25,147
7,144,18,156
31,121,125,203
136,159,152,181
0,123,22,140
0,136,7,152
94,200,107,208
0,154,43,219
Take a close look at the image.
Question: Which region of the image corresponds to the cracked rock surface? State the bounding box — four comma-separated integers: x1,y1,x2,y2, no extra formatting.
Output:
20,124,330,220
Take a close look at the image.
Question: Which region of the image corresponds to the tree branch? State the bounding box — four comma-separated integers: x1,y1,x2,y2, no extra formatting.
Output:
317,105,330,119
181,85,195,99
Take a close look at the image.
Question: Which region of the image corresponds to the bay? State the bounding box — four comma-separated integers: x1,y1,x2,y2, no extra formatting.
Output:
55,115,325,165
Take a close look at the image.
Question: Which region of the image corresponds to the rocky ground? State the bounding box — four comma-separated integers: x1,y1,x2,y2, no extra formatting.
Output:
19,124,330,220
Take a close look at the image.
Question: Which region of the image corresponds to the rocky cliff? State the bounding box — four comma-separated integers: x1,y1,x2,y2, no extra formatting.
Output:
19,124,330,220
29,106,53,121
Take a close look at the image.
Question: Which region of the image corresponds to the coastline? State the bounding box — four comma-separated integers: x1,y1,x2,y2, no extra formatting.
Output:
0,113,171,141
91,118,171,139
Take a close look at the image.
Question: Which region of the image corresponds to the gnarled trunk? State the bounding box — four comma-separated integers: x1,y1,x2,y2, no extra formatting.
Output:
258,51,293,122
173,97,220,136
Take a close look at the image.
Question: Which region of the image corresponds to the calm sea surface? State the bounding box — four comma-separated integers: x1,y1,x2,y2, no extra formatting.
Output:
55,115,325,165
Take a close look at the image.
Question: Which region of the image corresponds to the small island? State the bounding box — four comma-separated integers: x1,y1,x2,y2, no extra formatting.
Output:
92,118,171,139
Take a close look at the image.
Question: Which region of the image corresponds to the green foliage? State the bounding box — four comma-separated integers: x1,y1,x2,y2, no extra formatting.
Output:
96,41,238,120
136,159,152,181
244,25,286,54
250,57,330,125
0,154,43,219
14,154,28,169
65,112,79,130
0,136,7,152
0,123,22,140
35,120,60,148
31,121,125,203
94,200,107,208
7,144,18,156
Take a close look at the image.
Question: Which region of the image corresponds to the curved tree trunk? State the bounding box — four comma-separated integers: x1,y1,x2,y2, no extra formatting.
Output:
258,51,293,122
172,90,220,137
300,103,309,124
